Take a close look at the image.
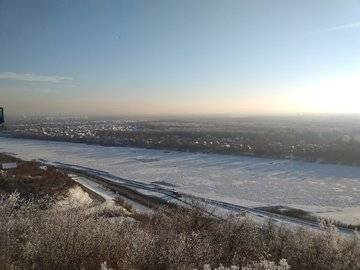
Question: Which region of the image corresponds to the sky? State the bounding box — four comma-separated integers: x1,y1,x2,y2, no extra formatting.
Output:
1,0,360,116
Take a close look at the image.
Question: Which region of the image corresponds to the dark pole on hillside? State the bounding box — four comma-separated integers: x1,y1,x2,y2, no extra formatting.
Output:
0,107,4,125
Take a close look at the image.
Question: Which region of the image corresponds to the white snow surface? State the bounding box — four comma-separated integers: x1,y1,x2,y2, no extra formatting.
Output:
70,174,151,213
1,137,360,224
70,174,115,204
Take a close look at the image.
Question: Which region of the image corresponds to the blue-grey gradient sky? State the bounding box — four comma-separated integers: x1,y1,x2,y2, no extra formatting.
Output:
1,0,360,116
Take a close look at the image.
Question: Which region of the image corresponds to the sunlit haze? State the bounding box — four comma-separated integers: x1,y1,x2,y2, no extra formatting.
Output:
1,1,360,116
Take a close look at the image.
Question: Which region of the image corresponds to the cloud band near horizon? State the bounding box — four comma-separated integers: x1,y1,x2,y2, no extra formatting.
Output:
0,72,73,83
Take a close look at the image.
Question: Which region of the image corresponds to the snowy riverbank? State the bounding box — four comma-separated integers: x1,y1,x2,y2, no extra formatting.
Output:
1,137,360,225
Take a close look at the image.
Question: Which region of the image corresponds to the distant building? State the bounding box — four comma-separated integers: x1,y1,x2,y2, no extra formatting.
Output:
0,107,4,125
1,162,17,170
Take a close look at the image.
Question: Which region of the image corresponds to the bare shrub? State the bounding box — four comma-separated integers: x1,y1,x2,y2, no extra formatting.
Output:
1,193,360,270
114,196,133,212
202,259,290,270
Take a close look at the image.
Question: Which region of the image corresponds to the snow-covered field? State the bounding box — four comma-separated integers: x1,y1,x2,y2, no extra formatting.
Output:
1,137,360,224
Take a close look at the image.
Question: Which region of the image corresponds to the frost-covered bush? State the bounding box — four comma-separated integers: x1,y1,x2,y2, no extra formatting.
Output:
203,259,290,270
241,259,290,270
0,193,360,270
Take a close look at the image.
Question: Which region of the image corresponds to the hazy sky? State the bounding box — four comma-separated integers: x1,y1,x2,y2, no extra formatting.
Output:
1,0,360,116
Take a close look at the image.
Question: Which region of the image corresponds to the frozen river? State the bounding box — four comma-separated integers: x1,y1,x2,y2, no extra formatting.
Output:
1,136,360,224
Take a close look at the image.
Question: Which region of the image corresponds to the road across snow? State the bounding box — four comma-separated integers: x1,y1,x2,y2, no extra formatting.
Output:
1,137,360,224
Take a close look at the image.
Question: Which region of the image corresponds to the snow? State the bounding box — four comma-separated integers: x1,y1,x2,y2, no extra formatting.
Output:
1,137,360,224
69,174,152,213
70,174,116,205
57,186,93,208
317,207,360,225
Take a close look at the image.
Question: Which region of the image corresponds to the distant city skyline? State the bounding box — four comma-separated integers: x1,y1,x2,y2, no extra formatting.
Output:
1,1,360,116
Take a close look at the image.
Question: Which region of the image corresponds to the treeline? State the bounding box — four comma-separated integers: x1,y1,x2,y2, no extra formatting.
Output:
10,128,360,166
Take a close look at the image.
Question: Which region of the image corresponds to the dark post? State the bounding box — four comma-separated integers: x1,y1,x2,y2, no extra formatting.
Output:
0,107,4,124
